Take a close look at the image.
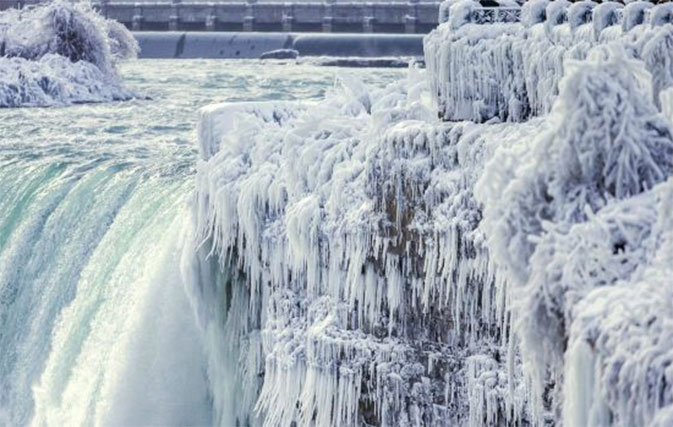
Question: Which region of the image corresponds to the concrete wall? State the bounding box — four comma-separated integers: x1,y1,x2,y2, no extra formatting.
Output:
0,0,440,33
94,1,440,34
134,32,425,58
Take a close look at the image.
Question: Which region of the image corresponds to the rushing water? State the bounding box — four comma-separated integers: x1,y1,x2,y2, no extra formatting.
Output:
0,59,404,426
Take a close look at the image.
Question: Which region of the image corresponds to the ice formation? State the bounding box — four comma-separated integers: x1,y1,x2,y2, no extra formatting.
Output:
187,69,524,426
0,0,137,107
184,1,673,426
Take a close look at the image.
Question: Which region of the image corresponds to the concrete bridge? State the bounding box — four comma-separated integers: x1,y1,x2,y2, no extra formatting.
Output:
1,0,442,33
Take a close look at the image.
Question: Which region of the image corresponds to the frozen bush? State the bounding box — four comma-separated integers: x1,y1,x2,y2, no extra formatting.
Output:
0,0,137,107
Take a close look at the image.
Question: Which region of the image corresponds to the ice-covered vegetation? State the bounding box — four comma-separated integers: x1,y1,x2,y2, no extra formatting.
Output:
0,0,137,107
184,1,673,426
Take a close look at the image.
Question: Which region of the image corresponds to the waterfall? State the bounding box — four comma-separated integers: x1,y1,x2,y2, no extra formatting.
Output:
0,155,211,425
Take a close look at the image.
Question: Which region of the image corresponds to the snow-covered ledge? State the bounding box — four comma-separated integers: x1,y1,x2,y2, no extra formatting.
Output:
197,102,309,161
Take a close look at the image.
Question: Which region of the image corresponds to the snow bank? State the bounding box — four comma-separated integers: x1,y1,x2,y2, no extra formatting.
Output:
0,0,137,107
187,4,673,427
425,1,673,122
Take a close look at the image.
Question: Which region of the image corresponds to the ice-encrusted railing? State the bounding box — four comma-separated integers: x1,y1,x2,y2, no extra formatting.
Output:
426,0,673,122
470,7,521,24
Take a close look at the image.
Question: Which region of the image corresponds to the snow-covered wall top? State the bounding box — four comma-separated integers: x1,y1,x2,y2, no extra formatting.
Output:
0,0,137,107
425,0,673,122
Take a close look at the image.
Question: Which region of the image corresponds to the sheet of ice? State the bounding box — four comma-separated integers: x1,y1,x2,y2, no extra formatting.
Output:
186,65,537,425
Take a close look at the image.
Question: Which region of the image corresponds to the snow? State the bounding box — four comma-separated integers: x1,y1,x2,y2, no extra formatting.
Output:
0,0,137,107
184,1,673,426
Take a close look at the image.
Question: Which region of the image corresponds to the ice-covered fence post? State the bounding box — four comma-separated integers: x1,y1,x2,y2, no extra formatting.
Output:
593,2,622,40
244,0,256,32
282,2,294,32
622,1,652,32
406,0,419,34
322,0,335,33
449,0,476,30
651,3,673,28
568,1,595,31
169,0,180,31
438,0,451,24
544,0,569,33
520,0,548,27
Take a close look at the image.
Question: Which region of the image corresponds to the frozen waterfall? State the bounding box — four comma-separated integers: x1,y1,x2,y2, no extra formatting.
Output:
0,158,211,426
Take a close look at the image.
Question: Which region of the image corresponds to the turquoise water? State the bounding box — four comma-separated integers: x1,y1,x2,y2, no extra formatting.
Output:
0,59,404,426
